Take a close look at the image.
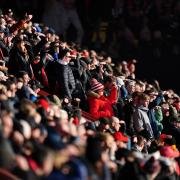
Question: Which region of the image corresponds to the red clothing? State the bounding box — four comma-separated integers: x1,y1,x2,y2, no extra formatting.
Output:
88,95,114,119
9,20,26,34
107,85,118,105
73,116,79,125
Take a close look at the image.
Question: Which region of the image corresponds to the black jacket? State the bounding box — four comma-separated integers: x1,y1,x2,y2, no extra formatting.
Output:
55,61,75,99
8,48,33,77
123,102,136,136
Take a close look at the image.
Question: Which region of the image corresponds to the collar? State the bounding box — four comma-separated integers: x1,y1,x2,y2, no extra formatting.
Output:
58,59,68,65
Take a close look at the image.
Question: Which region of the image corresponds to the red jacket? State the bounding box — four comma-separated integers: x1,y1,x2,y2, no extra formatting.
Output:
88,95,114,119
107,85,118,105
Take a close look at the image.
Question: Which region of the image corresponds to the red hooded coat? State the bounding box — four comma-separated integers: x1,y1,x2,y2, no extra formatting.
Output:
88,94,114,119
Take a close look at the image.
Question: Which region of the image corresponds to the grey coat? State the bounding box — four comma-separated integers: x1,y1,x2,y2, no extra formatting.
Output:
133,106,154,139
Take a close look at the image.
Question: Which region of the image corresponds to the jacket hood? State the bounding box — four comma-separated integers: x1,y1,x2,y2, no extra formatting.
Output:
138,105,149,112
87,90,100,98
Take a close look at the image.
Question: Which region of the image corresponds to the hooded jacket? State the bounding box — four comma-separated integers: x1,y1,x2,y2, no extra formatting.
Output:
88,92,114,119
133,105,154,140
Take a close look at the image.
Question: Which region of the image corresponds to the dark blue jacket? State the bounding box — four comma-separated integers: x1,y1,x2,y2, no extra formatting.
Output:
148,94,163,139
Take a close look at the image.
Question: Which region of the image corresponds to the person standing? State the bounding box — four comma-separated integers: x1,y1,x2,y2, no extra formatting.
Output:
55,49,75,99
133,93,154,143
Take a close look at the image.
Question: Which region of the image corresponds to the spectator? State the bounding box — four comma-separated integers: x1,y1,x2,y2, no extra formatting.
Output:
54,49,75,99
87,78,114,119
0,8,179,180
133,93,154,142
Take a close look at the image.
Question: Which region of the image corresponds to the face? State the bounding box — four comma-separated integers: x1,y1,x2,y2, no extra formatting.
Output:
112,118,121,132
128,64,135,73
0,32,4,39
63,52,71,64
97,89,104,96
140,98,150,108
122,63,127,70
17,41,26,52
23,74,30,85
54,46,60,53
132,96,139,105
135,84,141,92
127,84,135,94
17,81,23,89
140,84,146,92
105,81,113,89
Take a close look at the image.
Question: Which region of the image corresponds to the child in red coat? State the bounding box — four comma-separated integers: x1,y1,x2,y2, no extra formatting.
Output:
88,78,114,120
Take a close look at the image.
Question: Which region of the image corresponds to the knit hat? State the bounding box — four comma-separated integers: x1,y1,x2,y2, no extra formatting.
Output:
90,78,104,92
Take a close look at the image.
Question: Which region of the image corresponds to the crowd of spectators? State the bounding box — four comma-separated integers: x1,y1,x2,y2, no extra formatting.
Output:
0,6,180,180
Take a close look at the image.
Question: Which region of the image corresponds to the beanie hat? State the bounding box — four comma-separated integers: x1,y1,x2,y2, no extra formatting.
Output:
90,78,104,92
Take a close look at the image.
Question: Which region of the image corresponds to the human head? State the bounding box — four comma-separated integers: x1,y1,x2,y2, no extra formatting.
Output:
17,71,30,85
14,39,26,52
138,93,150,108
111,117,121,132
126,80,136,94
90,78,104,96
103,76,115,89
59,49,72,64
46,28,56,42
132,92,141,105
128,63,135,73
98,118,111,132
135,82,141,92
145,88,158,102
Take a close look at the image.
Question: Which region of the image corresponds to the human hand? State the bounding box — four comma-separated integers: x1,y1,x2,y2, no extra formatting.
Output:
132,136,137,143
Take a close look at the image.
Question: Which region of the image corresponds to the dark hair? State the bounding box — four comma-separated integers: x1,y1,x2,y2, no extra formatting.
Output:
115,148,130,160
138,93,149,101
86,136,104,164
144,88,157,95
58,49,69,59
103,76,114,84
132,92,141,99
17,71,28,78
